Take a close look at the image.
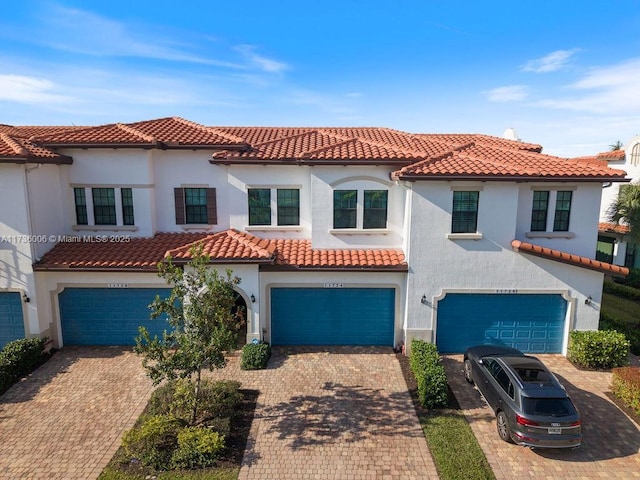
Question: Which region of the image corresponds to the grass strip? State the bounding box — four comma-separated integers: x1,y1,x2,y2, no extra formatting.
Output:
420,409,495,480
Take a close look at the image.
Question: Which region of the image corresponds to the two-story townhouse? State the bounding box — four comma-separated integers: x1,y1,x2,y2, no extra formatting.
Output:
0,118,628,355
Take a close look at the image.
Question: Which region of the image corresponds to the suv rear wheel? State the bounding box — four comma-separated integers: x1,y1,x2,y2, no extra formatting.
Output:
496,411,513,443
464,359,474,384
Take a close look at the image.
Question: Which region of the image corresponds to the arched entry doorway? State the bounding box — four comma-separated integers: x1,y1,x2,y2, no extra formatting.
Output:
232,292,248,346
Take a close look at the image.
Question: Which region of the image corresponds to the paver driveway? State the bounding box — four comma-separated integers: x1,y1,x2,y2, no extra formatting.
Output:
0,346,154,480
1,346,436,480
443,354,640,480
206,346,437,480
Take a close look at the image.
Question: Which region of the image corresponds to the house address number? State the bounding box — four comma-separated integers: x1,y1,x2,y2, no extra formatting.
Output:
496,289,518,294
107,283,129,288
323,283,344,288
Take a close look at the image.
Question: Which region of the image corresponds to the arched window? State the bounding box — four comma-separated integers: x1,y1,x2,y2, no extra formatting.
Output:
630,142,640,166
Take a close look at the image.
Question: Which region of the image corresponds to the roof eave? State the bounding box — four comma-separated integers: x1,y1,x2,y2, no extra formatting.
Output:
0,155,73,165
395,174,631,183
259,264,409,272
210,157,413,166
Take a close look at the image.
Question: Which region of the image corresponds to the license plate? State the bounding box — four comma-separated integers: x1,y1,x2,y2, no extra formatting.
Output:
548,427,562,434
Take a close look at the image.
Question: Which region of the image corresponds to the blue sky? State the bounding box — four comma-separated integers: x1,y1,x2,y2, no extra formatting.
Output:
2,0,640,157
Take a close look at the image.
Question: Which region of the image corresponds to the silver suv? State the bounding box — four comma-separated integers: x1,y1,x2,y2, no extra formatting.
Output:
464,345,582,448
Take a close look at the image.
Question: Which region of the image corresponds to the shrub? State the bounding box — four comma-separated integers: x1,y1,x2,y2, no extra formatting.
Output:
567,330,630,369
241,342,271,370
611,367,640,416
0,337,49,395
603,278,640,300
409,339,448,409
170,426,225,469
122,414,184,470
168,379,243,424
600,312,640,356
612,269,640,290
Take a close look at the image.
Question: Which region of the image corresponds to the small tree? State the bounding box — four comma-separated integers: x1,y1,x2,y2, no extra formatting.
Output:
610,140,624,151
608,184,640,242
135,243,243,425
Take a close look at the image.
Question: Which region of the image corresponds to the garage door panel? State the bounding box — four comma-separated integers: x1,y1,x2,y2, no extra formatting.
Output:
0,292,25,349
436,294,566,354
59,288,172,345
271,288,394,346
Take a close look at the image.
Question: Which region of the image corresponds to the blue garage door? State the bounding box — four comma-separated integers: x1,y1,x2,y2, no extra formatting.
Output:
436,294,567,354
59,288,172,345
0,292,25,349
271,287,395,346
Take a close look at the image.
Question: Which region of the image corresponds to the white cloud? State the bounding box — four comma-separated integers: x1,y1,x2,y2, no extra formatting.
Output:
521,49,579,73
27,5,243,68
536,57,640,114
0,74,72,104
484,85,528,102
234,45,289,73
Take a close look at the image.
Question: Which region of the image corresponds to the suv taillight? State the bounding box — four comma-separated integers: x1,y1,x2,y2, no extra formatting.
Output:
516,414,539,426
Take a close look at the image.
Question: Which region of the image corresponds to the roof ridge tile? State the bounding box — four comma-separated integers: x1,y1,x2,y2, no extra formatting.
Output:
116,123,157,143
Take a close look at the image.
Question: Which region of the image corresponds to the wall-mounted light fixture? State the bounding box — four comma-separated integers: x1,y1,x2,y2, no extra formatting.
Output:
22,293,30,303
584,295,592,305
250,294,256,303
421,294,427,305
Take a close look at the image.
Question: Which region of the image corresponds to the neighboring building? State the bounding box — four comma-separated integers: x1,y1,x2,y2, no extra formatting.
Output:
0,118,628,354
591,136,640,269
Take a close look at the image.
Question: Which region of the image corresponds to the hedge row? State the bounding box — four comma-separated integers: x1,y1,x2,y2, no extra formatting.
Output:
0,337,50,395
600,311,640,356
409,339,448,409
603,279,640,301
611,366,640,416
567,330,629,369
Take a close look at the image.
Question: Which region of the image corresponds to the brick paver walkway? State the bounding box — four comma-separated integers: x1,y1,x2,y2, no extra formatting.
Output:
0,347,154,480
443,353,640,480
206,346,437,480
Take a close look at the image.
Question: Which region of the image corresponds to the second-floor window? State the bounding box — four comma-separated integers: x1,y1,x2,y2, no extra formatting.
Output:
333,189,389,229
74,187,134,227
451,191,479,233
174,187,217,225
553,191,572,232
248,188,300,226
92,188,116,225
530,191,549,232
530,190,573,233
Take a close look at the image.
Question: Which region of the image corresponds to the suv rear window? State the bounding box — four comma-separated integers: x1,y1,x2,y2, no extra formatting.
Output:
522,397,576,417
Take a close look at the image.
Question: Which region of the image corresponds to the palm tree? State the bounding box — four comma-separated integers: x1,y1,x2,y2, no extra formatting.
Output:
608,184,640,241
610,140,624,151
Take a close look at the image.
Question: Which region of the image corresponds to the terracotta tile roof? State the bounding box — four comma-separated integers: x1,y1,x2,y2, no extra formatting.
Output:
599,222,630,234
394,142,628,182
29,117,249,150
3,117,627,181
0,133,72,164
166,230,276,262
511,240,629,276
170,229,407,270
34,229,407,271
33,233,210,271
265,237,407,270
597,149,626,160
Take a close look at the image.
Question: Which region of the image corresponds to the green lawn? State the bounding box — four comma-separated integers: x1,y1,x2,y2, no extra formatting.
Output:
601,292,640,327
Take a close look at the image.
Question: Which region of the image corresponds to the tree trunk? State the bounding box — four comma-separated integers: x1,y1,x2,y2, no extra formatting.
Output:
191,368,201,426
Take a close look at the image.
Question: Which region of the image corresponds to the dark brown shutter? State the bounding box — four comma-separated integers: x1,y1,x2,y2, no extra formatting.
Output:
174,188,185,224
206,188,217,225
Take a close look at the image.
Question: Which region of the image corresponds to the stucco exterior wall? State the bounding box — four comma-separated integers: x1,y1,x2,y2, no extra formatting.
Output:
404,180,604,353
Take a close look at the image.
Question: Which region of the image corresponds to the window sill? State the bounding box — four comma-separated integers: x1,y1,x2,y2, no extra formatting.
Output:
179,225,215,231
246,226,303,232
73,225,138,232
330,228,390,236
447,232,483,240
526,231,575,239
